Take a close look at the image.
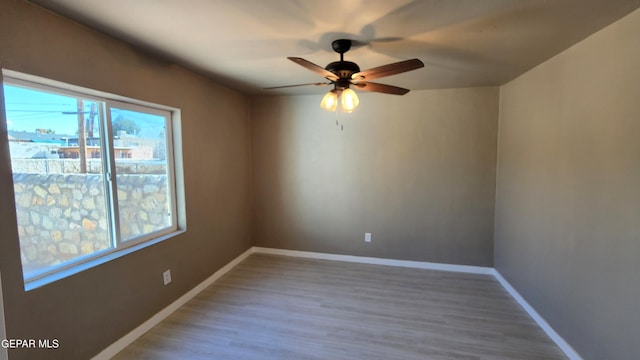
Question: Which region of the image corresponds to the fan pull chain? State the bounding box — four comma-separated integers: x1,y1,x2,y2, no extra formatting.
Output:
335,107,344,131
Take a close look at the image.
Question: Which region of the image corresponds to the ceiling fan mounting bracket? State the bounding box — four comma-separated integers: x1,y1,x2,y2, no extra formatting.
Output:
331,39,352,55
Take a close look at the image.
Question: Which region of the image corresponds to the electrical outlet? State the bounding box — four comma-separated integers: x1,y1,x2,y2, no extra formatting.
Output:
163,269,172,285
365,232,372,242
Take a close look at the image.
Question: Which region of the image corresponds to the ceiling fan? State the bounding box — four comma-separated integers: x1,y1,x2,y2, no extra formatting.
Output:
266,39,424,113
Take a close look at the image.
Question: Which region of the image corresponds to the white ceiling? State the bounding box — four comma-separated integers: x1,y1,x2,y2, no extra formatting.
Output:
30,0,640,95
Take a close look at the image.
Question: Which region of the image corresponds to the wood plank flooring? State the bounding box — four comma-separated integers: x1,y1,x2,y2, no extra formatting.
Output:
114,254,567,360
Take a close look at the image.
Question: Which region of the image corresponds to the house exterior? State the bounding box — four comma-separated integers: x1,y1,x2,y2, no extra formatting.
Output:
7,131,154,160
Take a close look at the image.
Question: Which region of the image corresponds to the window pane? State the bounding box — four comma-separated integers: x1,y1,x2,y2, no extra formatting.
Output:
4,84,112,279
110,107,173,242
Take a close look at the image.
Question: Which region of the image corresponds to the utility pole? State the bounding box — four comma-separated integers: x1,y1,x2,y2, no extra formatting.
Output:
77,99,87,173
86,103,97,138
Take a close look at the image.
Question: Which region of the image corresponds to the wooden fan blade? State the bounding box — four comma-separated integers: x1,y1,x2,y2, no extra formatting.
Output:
352,82,410,95
288,57,339,81
351,59,424,81
264,82,332,90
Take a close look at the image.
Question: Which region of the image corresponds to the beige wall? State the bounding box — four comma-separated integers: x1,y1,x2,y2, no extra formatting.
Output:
251,88,498,266
495,7,640,360
0,1,252,359
4,0,638,359
0,271,7,360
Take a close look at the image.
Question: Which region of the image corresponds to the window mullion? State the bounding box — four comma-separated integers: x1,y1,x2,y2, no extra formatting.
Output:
103,101,122,248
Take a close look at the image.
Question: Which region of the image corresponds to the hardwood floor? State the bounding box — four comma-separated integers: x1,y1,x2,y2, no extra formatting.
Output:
114,254,567,360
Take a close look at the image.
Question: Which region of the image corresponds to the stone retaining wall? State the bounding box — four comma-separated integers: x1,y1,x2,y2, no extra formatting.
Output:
13,173,170,275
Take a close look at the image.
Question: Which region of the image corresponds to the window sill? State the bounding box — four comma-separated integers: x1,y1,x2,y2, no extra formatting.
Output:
24,229,186,291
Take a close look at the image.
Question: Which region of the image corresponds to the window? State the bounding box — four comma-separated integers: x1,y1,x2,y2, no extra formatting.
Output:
1,71,183,287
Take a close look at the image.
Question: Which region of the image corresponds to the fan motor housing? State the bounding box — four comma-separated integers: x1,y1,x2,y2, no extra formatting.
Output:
325,61,360,79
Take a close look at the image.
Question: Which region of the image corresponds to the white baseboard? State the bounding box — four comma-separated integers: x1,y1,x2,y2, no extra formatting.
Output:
252,247,494,275
92,246,581,360
493,270,582,360
90,247,254,360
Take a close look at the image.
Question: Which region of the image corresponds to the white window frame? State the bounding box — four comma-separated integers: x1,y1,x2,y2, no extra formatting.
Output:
105,99,179,248
2,69,185,290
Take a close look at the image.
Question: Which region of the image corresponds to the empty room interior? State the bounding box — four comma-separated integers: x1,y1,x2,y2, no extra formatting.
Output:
1,0,639,359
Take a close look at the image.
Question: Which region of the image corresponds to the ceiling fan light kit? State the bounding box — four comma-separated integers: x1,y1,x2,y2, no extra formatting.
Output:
320,89,339,112
267,39,424,116
340,88,359,113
